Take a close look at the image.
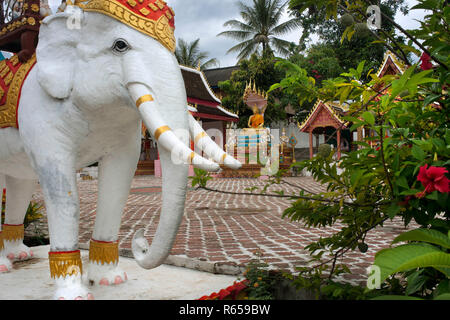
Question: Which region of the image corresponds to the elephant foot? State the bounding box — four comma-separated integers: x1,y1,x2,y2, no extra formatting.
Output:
54,276,94,300
4,241,34,262
87,261,128,286
0,256,12,273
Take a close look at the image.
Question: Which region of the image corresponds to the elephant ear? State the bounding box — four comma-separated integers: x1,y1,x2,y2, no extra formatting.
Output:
36,8,84,99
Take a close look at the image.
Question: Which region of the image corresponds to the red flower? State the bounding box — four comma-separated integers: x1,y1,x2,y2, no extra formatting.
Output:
399,195,412,206
419,52,433,71
416,164,450,196
198,280,249,300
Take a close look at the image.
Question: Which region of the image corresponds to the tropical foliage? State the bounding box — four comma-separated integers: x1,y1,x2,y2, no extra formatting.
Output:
218,0,300,61
193,0,449,300
175,38,218,70
267,0,449,299
218,52,298,128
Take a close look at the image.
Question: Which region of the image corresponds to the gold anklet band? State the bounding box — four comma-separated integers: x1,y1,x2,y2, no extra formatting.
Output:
2,224,24,241
48,250,83,279
89,239,119,265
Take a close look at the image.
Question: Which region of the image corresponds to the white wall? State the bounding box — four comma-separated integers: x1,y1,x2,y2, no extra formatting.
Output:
271,120,324,149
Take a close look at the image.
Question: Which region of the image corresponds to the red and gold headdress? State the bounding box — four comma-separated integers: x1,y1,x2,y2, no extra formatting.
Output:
74,0,176,52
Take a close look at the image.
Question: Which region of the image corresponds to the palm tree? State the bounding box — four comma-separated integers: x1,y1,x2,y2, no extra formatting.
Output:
218,0,300,61
175,38,219,70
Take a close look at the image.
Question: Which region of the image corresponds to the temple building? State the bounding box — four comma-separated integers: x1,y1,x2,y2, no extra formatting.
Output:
297,50,406,160
203,66,239,97
298,100,350,160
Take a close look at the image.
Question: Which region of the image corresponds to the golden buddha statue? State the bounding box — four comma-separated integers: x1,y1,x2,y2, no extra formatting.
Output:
248,104,267,129
243,80,268,129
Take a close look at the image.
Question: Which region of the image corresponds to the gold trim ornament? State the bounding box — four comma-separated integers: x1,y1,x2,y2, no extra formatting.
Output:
154,125,170,140
0,232,4,251
194,132,207,144
188,151,195,164
49,251,83,279
136,94,154,108
2,224,24,242
89,239,119,265
0,54,37,129
78,0,176,52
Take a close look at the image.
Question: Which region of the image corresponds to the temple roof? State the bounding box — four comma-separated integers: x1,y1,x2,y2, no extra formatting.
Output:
298,100,348,132
180,65,238,122
203,66,240,88
376,50,406,78
181,65,221,104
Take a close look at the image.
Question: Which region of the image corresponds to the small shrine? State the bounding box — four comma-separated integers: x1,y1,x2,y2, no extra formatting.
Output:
298,50,407,160
298,100,349,160
221,82,293,178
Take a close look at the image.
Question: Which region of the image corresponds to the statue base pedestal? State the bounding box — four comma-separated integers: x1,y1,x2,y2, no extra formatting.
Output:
0,245,237,300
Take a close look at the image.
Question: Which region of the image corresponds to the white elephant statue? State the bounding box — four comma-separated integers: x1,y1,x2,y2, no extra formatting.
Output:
0,0,241,300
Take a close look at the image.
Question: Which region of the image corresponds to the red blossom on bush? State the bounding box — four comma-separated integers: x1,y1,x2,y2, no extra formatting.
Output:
419,52,433,71
415,164,450,198
198,280,249,300
399,195,413,206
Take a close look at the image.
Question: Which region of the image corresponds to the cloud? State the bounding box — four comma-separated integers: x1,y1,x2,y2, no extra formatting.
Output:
170,0,300,67
170,0,243,67
46,0,428,68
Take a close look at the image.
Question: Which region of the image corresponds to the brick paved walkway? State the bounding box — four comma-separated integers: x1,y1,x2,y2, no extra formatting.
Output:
28,176,414,286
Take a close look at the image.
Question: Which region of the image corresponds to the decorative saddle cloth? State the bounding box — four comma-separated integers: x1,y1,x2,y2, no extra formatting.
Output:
0,54,36,129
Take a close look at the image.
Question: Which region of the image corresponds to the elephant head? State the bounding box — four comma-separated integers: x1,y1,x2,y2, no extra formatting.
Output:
35,3,241,270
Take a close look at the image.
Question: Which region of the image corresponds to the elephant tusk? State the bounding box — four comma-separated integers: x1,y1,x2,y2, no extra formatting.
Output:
128,83,220,172
188,114,242,170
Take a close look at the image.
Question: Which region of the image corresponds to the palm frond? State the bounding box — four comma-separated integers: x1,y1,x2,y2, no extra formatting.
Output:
219,0,300,59
218,30,253,41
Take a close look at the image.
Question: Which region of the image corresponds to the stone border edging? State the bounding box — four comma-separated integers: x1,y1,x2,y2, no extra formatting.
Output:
79,243,245,276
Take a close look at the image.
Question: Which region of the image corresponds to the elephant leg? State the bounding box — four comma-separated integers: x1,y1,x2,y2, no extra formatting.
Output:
88,135,140,286
0,174,12,273
35,162,92,300
2,176,37,264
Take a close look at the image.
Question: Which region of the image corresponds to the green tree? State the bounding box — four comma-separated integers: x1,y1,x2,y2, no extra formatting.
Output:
272,0,449,299
175,38,219,70
218,0,301,61
290,43,344,84
289,0,409,78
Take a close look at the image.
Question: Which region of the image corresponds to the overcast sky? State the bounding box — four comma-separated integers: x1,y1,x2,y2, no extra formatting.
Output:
169,0,426,67
47,0,427,67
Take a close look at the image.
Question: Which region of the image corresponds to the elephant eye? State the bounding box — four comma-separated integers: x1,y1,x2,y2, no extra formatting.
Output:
112,39,130,53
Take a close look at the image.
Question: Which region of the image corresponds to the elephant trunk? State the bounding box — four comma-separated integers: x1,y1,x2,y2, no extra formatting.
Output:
127,83,218,269
131,147,187,269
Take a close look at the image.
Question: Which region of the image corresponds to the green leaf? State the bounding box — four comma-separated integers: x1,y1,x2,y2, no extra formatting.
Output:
435,267,450,278
387,203,401,219
395,176,409,190
406,270,426,295
426,191,439,201
373,244,450,283
356,61,365,78
362,111,375,126
411,145,426,161
393,229,450,249
371,295,423,300
434,293,450,300
423,93,442,107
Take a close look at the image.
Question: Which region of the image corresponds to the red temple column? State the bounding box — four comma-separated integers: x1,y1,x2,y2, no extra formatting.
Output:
309,130,313,159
